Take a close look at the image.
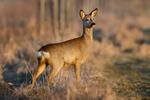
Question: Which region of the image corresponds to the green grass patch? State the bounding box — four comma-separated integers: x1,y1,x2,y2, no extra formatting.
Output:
104,55,150,99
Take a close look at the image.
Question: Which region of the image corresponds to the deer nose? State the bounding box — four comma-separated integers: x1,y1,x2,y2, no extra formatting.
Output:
91,22,96,26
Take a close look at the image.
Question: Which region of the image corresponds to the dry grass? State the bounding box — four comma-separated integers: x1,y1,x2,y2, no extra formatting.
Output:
0,0,150,100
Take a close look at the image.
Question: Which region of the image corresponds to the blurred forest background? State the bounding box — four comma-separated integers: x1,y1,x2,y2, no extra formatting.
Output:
0,0,150,100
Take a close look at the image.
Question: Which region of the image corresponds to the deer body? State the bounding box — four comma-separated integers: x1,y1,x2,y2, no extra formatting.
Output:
40,27,93,66
29,8,98,89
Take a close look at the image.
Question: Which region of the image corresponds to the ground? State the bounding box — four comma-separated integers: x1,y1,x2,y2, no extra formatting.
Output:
0,0,150,100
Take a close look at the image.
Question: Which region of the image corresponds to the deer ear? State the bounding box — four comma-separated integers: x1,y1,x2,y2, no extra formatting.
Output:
90,8,98,18
80,10,85,19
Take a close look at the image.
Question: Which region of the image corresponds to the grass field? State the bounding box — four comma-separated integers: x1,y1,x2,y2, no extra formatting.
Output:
0,0,150,100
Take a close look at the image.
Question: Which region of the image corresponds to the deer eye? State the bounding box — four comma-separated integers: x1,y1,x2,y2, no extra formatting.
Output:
85,19,89,21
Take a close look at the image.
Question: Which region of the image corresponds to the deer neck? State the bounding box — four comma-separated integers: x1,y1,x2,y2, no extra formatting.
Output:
82,25,93,43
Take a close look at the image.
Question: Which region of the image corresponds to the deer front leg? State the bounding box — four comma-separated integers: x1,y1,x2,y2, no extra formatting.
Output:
75,63,81,81
29,63,46,89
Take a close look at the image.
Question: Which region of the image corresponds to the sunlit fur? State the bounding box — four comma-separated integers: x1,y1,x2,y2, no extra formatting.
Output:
29,8,98,89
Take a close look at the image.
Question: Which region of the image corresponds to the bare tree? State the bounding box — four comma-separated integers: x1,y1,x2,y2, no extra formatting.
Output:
40,0,45,34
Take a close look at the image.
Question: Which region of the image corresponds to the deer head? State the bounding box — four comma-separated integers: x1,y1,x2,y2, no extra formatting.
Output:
80,8,98,28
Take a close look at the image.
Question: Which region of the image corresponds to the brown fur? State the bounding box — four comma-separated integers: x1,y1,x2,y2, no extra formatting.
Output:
29,8,98,89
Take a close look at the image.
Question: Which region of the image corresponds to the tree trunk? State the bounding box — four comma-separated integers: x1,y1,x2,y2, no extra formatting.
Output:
40,0,45,35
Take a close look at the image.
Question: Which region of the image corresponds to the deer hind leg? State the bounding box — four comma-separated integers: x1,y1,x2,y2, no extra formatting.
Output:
75,63,81,81
30,59,46,89
48,65,62,84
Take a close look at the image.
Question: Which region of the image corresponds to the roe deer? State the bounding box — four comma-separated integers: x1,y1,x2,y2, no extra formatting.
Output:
29,8,98,89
